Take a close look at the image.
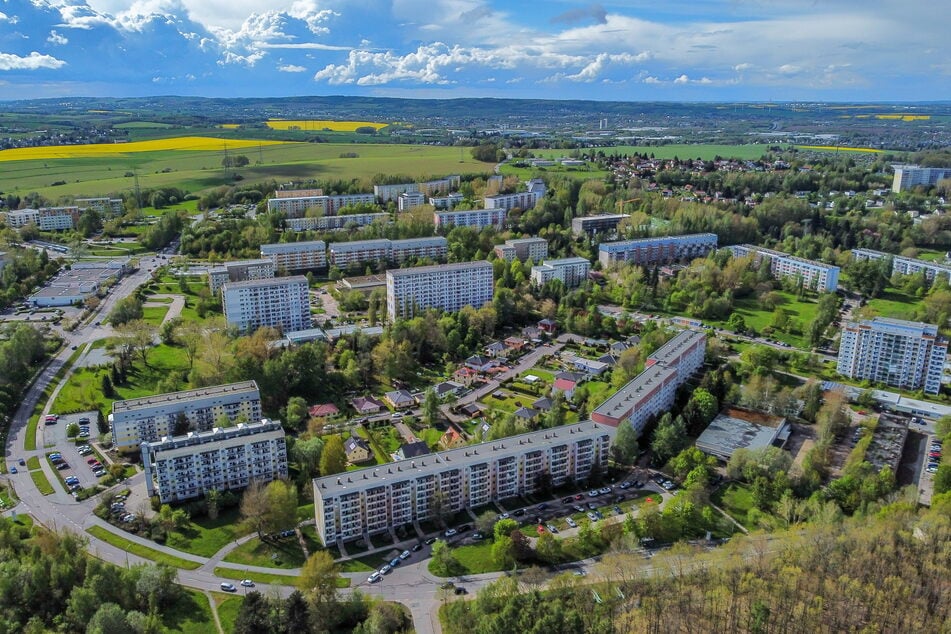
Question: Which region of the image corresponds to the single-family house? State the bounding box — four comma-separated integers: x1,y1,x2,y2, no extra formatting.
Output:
504,336,527,351
433,380,464,399
552,377,577,400
569,356,608,376
351,395,385,415
597,353,617,367
484,341,508,358
532,396,553,411
344,436,372,464
396,440,431,461
453,367,480,386
385,389,416,410
308,403,340,418
439,427,466,449
522,325,543,340
610,341,629,355
538,318,558,334
465,355,496,372
554,371,584,384
459,402,485,418
514,407,538,423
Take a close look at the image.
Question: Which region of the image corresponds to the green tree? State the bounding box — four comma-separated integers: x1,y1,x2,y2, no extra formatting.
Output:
422,388,440,427
430,539,461,576
535,531,562,564
611,421,639,465
281,591,310,633
297,551,340,620
284,396,309,431
319,435,347,476
492,534,515,569
86,603,133,634
234,591,275,634
66,422,79,438
264,480,298,534
651,414,688,465
934,465,951,495
100,373,114,398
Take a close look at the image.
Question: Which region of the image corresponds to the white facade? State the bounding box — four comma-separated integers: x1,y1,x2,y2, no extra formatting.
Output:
110,381,262,451
494,237,549,262
222,276,311,333
208,258,275,295
599,233,718,267
892,165,951,192
38,207,79,231
260,240,327,271
837,317,948,395
429,193,464,210
386,260,494,321
76,198,124,217
729,244,840,292
851,248,951,283
141,420,288,504
434,208,507,229
375,182,419,202
284,213,390,232
329,237,447,268
313,422,613,543
3,209,40,228
397,191,427,211
530,257,591,288
266,193,377,218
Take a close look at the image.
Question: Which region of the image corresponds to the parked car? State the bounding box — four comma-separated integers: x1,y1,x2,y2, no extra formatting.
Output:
586,512,599,521
380,565,392,575
17,459,25,466
424,537,437,545
566,518,578,528
389,557,400,568
599,487,612,495
9,467,17,474
546,524,558,534
368,572,382,583
220,583,237,592
399,550,411,560
444,528,457,537
412,543,423,552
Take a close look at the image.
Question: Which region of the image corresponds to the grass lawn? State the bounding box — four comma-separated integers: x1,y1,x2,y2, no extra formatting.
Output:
712,484,757,529
222,535,308,569
296,503,315,523
436,541,498,575
26,456,40,470
163,589,218,634
212,592,244,632
141,305,170,325
419,427,444,449
215,566,299,586
521,368,554,382
164,507,249,557
339,558,376,573
864,287,924,321
30,470,55,495
87,525,201,569
706,291,821,348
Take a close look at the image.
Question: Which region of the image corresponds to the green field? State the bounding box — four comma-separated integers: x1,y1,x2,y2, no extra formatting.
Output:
712,484,758,529
30,470,55,495
87,525,202,569
164,589,219,634
212,592,243,633
164,508,249,557
864,288,924,321
223,534,312,569
534,144,771,161
705,291,821,348
0,142,494,199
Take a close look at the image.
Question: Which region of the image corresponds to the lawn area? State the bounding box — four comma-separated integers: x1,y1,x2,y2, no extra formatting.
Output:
706,291,821,348
163,589,218,634
26,456,40,470
712,483,757,529
212,592,244,633
141,305,170,325
437,541,498,575
521,368,554,382
222,535,308,569
164,507,249,557
339,558,376,573
864,287,925,321
87,525,202,569
214,566,299,586
30,470,55,495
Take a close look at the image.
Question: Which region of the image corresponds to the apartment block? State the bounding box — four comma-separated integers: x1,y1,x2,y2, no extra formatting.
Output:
76,197,124,217
729,244,840,292
891,164,951,193
260,240,327,271
434,208,507,229
222,276,311,333
530,257,591,288
837,317,948,395
266,193,377,218
208,258,275,295
109,381,262,451
274,188,323,198
325,194,377,215
851,248,951,283
38,207,79,231
375,183,419,202
386,261,494,321
484,189,542,211
3,209,40,228
284,213,390,232
571,214,630,237
429,193,464,210
141,420,288,504
493,237,549,262
599,233,718,267
329,239,391,268
397,191,427,212
418,175,461,196
390,237,448,262
592,329,706,432
313,422,613,543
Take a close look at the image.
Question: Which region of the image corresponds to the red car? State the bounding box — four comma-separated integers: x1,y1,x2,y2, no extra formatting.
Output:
536,525,546,535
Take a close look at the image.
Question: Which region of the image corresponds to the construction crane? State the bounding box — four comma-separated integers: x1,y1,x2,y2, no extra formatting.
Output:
617,198,639,214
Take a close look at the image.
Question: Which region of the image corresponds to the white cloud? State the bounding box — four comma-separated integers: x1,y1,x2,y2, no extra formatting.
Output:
47,30,69,45
0,12,20,24
673,74,689,84
278,63,307,72
0,51,67,70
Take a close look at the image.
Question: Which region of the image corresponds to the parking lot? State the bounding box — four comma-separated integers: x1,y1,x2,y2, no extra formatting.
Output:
40,410,109,493
917,433,943,506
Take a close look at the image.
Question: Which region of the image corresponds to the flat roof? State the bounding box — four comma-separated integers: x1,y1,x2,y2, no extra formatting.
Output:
142,419,284,452
260,241,326,253
600,233,718,250
386,260,492,277
846,316,940,337
649,329,706,365
314,421,613,497
221,275,308,291
592,363,678,419
696,407,788,460
112,381,259,414
329,239,390,251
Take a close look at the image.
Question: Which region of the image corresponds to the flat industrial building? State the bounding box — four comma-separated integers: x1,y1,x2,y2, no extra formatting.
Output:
696,407,790,461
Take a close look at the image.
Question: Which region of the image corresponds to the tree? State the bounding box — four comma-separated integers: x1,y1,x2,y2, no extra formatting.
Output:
100,373,114,398
108,295,143,326
611,421,639,465
66,422,79,438
492,534,515,569
281,591,311,633
234,591,274,634
430,539,461,576
422,388,440,426
86,603,133,634
319,435,346,476
297,551,340,618
284,396,309,431
934,465,951,495
240,480,269,538
535,531,562,564
475,509,498,536
651,414,687,465
115,320,157,370
264,480,298,535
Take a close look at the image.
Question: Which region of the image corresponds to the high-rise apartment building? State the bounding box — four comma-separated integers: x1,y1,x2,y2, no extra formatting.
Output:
599,233,718,267
38,207,79,231
434,208,507,229
837,317,948,395
313,422,613,543
386,261,493,321
530,257,591,288
850,248,951,283
266,193,377,217
260,240,327,271
76,198,125,217
222,276,311,333
208,258,275,295
110,381,262,450
729,244,840,292
328,237,447,268
484,179,546,211
141,419,288,503
891,164,951,193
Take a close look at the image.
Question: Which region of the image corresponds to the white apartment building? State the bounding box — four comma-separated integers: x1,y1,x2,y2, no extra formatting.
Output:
208,258,275,295
3,209,40,228
530,257,591,288
837,317,948,395
494,237,549,262
729,244,840,292
571,214,630,237
850,248,951,283
891,164,951,193
329,239,390,268
386,260,494,321
266,193,377,218
76,198,124,217
390,236,448,262
418,175,461,196
325,193,378,215
592,329,706,432
599,233,719,267
313,422,613,543
141,419,288,504
484,186,543,211
260,240,327,271
434,208,507,230
222,276,311,333
375,182,419,202
110,381,262,451
398,191,427,211
284,213,390,232
38,207,79,231
429,193,464,210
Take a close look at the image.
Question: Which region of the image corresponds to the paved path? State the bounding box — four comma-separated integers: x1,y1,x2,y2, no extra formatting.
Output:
142,293,186,327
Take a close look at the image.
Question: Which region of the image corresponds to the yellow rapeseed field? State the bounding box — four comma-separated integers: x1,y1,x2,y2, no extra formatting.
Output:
874,114,930,121
218,124,241,129
0,136,291,162
265,120,388,132
797,145,884,154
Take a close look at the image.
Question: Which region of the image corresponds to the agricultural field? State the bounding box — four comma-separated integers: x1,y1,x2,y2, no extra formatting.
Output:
0,136,290,162
796,145,884,153
544,144,771,161
264,120,389,131
0,141,492,199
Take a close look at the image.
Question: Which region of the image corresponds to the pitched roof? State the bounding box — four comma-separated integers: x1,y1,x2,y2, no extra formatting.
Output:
397,440,431,459
351,396,384,411
553,378,577,391
514,407,538,419
344,436,370,454
308,403,339,417
385,389,415,404
532,397,553,411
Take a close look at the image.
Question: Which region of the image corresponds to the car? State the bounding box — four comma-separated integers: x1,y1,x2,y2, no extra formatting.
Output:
367,572,382,583
498,512,510,520
94,470,107,477
635,481,645,489
9,467,17,474
618,481,632,490
399,550,411,560
926,465,939,473
546,524,559,534
458,524,471,532
18,459,25,466
573,494,584,501
594,510,604,519
587,502,598,510
424,537,437,545
57,462,69,470
454,586,468,595
599,487,612,495
561,497,573,504
513,509,525,517
444,528,457,537
220,583,237,592
87,458,98,465
587,490,599,497
391,412,403,419
573,505,585,513
613,505,623,514
49,453,62,460
79,432,90,438
412,543,423,552
536,524,546,535
566,518,578,528
389,557,401,568
237,578,254,587
586,512,599,521
472,531,485,541
78,417,90,424
538,503,549,510
380,565,392,575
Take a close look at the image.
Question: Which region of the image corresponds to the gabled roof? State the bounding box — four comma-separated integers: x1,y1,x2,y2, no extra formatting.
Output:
351,396,385,411
433,381,463,396
397,440,431,459
385,389,415,404
309,403,339,417
485,341,507,352
514,407,538,419
554,371,583,383
344,436,370,454
553,378,577,391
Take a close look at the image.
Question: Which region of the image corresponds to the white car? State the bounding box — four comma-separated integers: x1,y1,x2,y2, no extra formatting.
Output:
566,517,578,528
444,528,458,537
399,550,411,560
368,572,382,583
240,579,254,587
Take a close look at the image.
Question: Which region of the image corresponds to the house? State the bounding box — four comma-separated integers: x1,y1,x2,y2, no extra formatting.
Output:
433,381,464,399
532,396,553,411
396,440,431,460
351,396,385,415
597,353,617,366
484,341,508,358
504,336,527,351
308,403,340,418
538,318,558,334
459,402,485,418
465,355,496,372
514,407,538,422
554,371,584,384
344,436,372,464
610,341,629,355
453,367,480,386
552,377,577,400
568,356,609,376
439,427,466,449
522,326,543,340
385,390,416,410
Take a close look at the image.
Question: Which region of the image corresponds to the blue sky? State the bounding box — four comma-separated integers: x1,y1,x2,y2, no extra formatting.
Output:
0,0,948,101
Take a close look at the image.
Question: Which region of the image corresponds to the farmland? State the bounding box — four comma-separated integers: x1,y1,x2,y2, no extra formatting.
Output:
536,144,770,161
0,136,290,162
0,141,492,198
264,119,389,131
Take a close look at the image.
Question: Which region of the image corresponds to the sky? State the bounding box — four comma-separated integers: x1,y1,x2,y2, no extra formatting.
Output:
0,0,948,101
